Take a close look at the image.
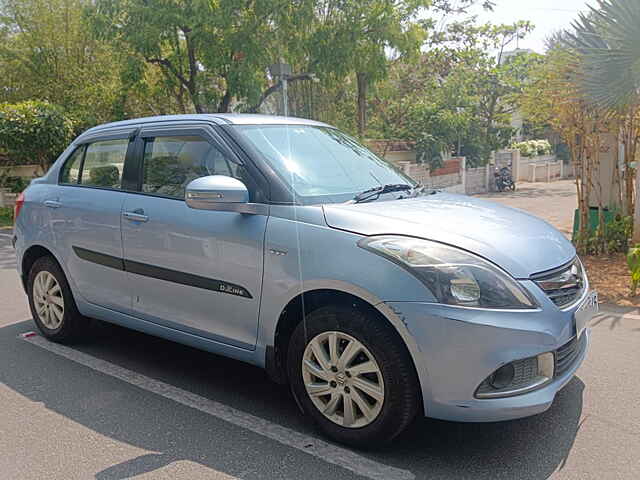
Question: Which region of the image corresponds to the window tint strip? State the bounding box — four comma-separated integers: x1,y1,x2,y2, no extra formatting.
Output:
72,246,252,299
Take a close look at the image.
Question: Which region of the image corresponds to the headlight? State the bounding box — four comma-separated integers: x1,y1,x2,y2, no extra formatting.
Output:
359,236,536,309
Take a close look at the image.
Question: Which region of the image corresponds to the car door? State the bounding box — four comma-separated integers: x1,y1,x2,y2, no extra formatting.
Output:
50,130,135,311
120,124,268,349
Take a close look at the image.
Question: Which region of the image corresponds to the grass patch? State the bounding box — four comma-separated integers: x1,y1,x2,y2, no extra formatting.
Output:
0,206,13,227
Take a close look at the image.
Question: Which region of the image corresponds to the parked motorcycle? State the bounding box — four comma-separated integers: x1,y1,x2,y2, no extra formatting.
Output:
494,163,516,192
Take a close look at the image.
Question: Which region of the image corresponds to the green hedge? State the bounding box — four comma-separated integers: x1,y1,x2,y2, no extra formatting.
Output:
0,101,73,169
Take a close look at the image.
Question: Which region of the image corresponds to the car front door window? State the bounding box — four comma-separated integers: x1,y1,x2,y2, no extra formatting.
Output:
142,135,249,199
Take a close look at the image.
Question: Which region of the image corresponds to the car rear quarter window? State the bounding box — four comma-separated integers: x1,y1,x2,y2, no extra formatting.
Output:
79,139,128,189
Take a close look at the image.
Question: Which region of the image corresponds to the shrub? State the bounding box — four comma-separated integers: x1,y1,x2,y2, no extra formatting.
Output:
511,139,552,157
0,171,29,193
0,206,13,227
0,101,73,170
627,244,640,296
575,213,632,255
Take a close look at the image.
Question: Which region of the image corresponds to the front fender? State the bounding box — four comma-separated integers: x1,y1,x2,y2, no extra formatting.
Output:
256,213,432,399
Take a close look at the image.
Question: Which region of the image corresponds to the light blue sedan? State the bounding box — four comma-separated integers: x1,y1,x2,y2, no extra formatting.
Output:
12,114,596,447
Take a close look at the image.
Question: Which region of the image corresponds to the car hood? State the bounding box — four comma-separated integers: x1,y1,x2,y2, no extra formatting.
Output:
322,193,575,278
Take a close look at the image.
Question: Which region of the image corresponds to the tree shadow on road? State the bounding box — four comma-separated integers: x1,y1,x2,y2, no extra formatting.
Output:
0,319,584,480
477,186,577,200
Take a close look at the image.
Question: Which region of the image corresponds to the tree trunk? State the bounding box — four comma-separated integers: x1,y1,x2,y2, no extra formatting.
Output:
183,29,202,113
574,133,590,254
218,89,232,113
634,175,640,244
356,72,368,138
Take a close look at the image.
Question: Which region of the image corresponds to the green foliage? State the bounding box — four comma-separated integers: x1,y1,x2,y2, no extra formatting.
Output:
607,215,634,253
567,0,640,111
0,173,28,193
510,139,552,157
0,0,539,154
92,0,292,113
369,20,537,165
0,101,73,169
576,213,632,256
0,0,134,125
0,206,13,227
409,103,465,169
627,244,640,296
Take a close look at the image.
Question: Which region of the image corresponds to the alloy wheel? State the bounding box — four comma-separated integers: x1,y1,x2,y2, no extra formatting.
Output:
301,331,385,428
33,271,64,330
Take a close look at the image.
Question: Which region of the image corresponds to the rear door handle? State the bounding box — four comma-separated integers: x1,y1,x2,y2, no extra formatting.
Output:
122,210,149,223
44,200,62,209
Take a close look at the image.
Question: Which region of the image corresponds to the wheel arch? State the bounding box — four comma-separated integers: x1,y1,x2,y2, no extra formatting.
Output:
20,244,67,292
266,287,426,411
21,245,52,289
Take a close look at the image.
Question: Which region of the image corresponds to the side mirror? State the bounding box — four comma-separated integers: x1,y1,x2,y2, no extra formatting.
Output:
185,175,249,210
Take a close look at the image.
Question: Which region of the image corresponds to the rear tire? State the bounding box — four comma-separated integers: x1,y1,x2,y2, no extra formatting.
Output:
27,256,88,343
287,304,420,448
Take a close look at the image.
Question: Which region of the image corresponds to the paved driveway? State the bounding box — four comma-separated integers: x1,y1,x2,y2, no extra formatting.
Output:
0,228,638,479
476,180,577,237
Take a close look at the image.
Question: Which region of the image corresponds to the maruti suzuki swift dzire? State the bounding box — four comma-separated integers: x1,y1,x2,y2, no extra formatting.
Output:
13,114,596,447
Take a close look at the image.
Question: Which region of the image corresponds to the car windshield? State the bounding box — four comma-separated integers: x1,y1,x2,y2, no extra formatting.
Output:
233,125,416,204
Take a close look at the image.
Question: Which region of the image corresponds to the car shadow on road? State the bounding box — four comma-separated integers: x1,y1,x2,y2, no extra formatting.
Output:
384,377,584,479
0,319,584,480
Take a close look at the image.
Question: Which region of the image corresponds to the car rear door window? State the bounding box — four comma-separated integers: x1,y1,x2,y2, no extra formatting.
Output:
59,146,85,184
79,139,128,189
141,135,248,199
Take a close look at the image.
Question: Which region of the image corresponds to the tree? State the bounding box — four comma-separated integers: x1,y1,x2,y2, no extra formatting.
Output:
0,0,132,127
0,101,73,171
306,0,429,137
519,44,626,254
367,19,538,165
92,0,288,114
566,0,640,240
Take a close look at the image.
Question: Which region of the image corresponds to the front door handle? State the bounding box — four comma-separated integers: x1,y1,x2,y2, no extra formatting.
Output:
122,210,149,223
44,200,62,209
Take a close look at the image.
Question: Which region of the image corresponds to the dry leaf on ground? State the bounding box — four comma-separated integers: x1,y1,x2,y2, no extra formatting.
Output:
582,254,638,306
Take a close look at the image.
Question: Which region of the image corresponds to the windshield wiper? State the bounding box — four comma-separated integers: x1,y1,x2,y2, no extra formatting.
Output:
352,183,414,203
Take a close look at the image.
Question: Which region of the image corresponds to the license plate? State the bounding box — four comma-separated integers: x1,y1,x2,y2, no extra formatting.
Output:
574,291,598,336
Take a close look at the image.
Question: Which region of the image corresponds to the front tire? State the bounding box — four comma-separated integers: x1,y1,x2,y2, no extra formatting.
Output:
288,305,420,448
27,256,87,343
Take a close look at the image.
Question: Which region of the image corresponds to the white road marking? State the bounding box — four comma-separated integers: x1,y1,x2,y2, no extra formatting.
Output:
0,233,13,238
21,333,415,480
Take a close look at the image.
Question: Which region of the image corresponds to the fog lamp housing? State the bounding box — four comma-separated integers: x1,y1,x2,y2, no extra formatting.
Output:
475,352,555,399
488,363,515,389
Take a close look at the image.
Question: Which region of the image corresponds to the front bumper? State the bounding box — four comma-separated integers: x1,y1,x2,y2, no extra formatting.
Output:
385,288,590,422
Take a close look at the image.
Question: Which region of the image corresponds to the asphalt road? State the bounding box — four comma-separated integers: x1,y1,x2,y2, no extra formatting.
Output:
0,231,638,480
476,180,578,237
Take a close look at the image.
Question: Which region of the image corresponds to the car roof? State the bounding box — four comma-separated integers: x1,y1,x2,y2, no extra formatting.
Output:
83,113,330,135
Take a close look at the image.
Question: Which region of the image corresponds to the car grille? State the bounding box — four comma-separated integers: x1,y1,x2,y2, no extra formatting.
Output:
532,258,585,308
555,336,580,377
